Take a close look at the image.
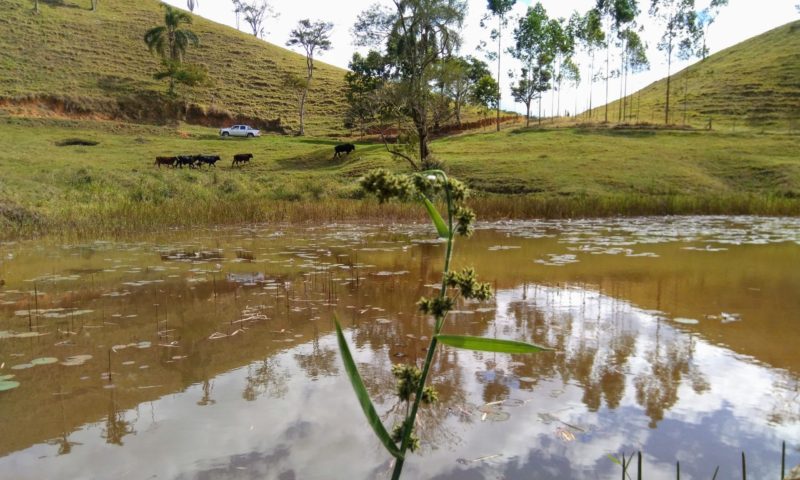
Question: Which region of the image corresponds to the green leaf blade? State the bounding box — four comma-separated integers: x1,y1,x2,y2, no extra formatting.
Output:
334,318,404,459
436,335,552,354
420,195,449,238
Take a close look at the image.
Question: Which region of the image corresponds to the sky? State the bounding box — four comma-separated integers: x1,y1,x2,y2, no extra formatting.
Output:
162,0,800,115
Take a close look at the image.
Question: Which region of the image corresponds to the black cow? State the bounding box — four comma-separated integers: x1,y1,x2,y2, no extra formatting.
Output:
333,143,356,158
154,156,177,168
176,155,196,168
232,153,253,167
196,154,221,168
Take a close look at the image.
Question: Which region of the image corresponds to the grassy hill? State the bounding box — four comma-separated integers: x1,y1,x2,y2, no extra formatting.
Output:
0,0,351,135
586,20,800,131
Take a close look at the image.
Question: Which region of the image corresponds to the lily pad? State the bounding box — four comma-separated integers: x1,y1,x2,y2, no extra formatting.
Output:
31,357,58,365
11,363,33,370
0,374,15,381
482,411,510,422
0,380,20,392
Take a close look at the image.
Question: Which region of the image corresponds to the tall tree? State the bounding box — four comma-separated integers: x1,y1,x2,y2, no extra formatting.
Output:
33,0,39,13
483,0,516,132
575,8,605,119
90,0,97,11
232,0,243,30
144,4,203,95
286,19,333,136
187,0,198,13
649,0,702,124
698,0,728,59
353,0,467,167
240,0,277,38
546,16,576,119
618,28,648,122
597,0,638,123
510,3,554,126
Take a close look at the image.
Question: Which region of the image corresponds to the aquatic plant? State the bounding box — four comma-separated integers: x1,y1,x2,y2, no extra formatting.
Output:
334,169,551,479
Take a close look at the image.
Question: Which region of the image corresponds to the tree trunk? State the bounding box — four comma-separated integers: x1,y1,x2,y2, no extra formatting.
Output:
588,51,595,120
683,72,689,126
665,51,672,125
419,128,429,162
623,60,629,122
91,0,97,11
538,96,542,126
618,40,625,123
556,77,562,121
525,101,531,127
604,28,610,123
298,88,307,135
33,0,39,12
496,15,502,132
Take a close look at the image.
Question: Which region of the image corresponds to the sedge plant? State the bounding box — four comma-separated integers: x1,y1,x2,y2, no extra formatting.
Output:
334,169,552,479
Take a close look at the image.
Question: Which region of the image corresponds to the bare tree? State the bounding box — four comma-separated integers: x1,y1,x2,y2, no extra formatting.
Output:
286,19,333,135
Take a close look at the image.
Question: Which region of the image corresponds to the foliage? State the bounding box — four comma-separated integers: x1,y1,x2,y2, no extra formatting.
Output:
472,75,500,119
343,51,390,135
510,2,554,125
335,169,551,479
352,0,467,163
286,19,334,136
143,5,202,96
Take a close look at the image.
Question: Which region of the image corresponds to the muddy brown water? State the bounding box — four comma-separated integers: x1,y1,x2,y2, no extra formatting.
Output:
0,217,798,480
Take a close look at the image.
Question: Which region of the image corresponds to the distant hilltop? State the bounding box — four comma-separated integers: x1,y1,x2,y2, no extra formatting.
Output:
585,20,800,131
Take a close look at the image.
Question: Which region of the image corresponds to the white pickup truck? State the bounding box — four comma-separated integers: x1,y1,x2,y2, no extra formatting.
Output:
219,125,260,137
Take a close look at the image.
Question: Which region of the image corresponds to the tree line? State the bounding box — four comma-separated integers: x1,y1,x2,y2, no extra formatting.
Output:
30,0,736,164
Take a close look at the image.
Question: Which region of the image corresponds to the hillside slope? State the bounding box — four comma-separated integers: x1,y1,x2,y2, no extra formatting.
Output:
0,0,349,135
588,20,800,131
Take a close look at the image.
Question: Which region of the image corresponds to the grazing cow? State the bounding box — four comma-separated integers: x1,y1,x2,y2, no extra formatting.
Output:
154,156,177,168
196,154,221,168
176,155,196,168
333,143,356,158
232,153,253,167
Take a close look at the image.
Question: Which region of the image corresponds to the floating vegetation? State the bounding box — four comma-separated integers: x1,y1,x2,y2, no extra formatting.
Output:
11,363,34,370
61,354,92,366
14,308,94,319
673,317,700,325
683,245,728,252
0,374,15,381
534,254,578,266
721,312,741,323
0,380,20,392
488,245,521,251
30,357,58,365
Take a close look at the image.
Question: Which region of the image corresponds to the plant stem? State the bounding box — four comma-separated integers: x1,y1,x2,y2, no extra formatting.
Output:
391,171,453,480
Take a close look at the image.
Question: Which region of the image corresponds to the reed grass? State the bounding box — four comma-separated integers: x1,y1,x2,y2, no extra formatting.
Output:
610,442,795,480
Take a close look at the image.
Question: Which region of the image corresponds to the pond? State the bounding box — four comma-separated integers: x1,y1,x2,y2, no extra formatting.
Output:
0,217,799,480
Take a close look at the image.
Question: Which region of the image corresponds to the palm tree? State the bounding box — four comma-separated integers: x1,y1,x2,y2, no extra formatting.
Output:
144,5,199,94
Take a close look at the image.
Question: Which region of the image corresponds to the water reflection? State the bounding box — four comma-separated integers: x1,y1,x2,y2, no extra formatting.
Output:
0,218,799,479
